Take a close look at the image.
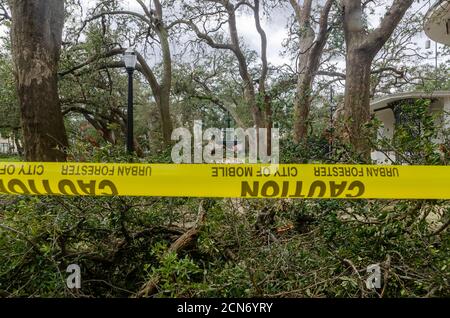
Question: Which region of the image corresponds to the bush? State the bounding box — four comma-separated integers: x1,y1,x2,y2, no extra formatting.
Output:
0,101,449,298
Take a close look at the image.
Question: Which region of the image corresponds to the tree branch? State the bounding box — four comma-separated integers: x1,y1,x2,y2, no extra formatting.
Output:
363,0,414,53
0,2,10,21
137,201,207,298
253,0,268,91
179,19,236,51
59,47,161,96
83,10,151,27
136,0,152,19
316,70,346,79
59,48,125,77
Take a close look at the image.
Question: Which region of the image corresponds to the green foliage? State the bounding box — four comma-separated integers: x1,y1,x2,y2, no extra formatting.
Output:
143,243,205,297
1,97,449,298
372,99,449,165
0,51,20,136
0,0,449,299
1,142,449,298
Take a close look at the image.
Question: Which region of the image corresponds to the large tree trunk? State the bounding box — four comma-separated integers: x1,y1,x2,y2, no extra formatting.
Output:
157,93,173,144
342,51,372,155
9,0,68,162
293,71,314,144
340,0,413,157
292,0,314,144
291,0,333,144
154,1,174,145
264,94,273,155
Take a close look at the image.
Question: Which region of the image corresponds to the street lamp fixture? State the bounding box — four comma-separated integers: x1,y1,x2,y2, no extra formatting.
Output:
123,48,137,153
124,47,137,70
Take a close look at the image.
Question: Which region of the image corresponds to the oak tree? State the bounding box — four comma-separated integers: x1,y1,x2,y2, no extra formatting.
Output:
8,0,68,161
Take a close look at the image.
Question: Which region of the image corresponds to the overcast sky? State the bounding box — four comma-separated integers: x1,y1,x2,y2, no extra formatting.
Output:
107,0,438,68
0,0,442,68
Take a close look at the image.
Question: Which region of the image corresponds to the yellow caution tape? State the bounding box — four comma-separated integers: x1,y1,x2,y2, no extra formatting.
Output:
0,162,449,199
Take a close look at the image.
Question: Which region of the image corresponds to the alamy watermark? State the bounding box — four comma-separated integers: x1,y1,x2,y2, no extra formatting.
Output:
171,120,279,164
66,264,81,289
366,264,381,290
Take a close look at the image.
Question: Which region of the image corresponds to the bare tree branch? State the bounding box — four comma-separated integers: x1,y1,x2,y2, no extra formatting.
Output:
364,0,415,53
178,19,236,51
253,0,268,91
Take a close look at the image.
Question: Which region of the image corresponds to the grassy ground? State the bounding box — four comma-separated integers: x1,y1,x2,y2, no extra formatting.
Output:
0,155,21,162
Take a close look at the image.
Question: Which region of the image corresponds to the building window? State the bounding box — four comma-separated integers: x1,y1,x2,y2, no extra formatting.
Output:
0,143,9,154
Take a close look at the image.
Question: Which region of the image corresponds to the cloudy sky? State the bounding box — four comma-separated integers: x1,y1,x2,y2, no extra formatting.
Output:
0,0,441,68
106,0,438,68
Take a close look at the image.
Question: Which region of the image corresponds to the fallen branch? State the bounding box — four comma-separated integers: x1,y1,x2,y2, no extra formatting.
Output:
343,258,367,297
429,218,450,237
136,201,207,298
380,254,391,298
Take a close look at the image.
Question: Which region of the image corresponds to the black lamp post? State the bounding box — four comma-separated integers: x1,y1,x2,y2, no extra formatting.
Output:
123,48,137,153
223,110,233,149
226,110,231,129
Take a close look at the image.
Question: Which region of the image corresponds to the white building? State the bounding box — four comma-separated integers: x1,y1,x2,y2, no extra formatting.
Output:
371,91,450,163
371,0,450,163
424,0,450,46
0,134,17,155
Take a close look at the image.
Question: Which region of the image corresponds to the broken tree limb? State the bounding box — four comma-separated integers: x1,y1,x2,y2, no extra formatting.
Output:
136,200,206,298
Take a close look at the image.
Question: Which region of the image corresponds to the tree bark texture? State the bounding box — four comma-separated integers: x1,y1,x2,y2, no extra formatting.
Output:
291,0,333,143
9,0,69,161
341,0,414,156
